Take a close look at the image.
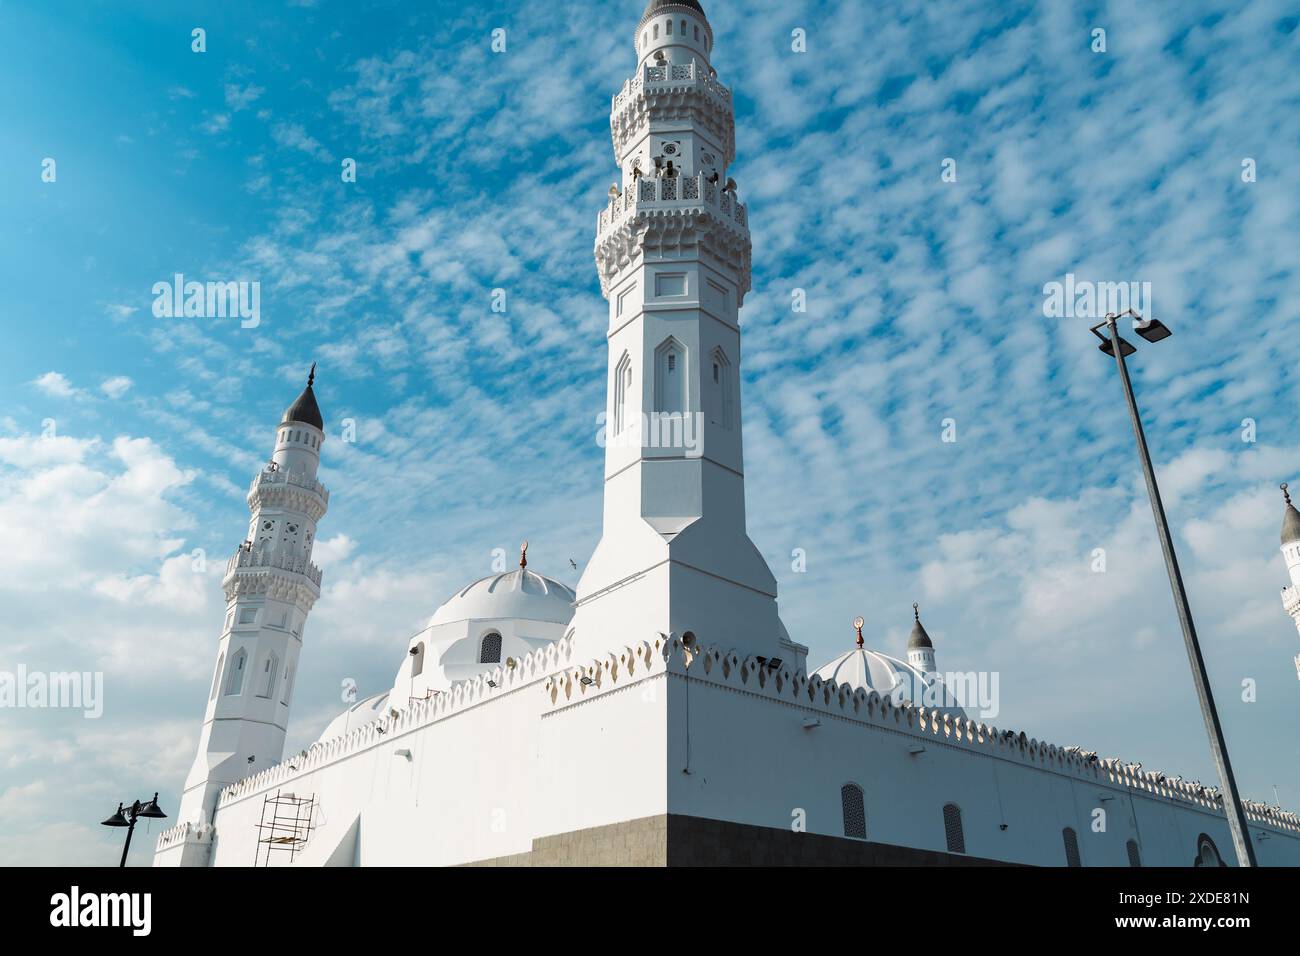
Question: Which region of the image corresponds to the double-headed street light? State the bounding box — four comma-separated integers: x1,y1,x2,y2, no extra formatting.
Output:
101,793,167,867
1089,309,1257,867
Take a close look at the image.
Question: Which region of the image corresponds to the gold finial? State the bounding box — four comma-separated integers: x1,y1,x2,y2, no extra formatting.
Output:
1283,483,1292,507
519,539,529,569
852,616,864,648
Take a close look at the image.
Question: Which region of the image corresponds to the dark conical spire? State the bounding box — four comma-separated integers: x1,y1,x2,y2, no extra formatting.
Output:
281,363,323,430
907,602,933,650
1281,483,1300,545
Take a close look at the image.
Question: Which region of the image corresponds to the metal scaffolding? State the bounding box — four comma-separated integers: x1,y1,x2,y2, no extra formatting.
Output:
254,790,316,866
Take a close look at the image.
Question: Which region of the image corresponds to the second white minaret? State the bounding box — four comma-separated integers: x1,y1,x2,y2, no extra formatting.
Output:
574,1,805,669
1277,483,1300,680
173,367,330,830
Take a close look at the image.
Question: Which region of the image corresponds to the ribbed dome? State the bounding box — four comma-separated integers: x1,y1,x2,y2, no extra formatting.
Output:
813,648,967,716
282,364,323,430
639,0,706,28
428,569,576,628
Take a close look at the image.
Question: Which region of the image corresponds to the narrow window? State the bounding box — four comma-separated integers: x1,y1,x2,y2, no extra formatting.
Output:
1126,839,1142,868
653,338,686,415
654,24,658,39
281,665,294,705
666,19,672,35
411,641,425,678
480,632,502,664
225,648,247,695
258,652,279,698
613,352,632,435
210,653,225,701
1063,827,1081,867
943,803,965,854
694,25,699,40
841,784,866,839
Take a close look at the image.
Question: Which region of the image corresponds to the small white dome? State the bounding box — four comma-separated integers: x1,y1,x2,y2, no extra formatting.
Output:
428,569,575,628
813,648,968,717
315,691,389,743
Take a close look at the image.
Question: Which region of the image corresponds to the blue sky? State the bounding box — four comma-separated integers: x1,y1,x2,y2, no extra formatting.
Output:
2,0,1299,864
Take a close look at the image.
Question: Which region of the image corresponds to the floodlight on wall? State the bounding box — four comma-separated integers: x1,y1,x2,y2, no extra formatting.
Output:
394,748,412,762
908,745,926,756
767,658,782,671
579,676,595,687
801,718,821,730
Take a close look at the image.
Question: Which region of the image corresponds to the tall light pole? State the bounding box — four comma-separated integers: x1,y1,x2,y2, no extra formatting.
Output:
1090,309,1257,867
100,793,167,867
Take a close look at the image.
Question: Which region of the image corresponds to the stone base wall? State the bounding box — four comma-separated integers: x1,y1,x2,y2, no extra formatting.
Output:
466,814,1009,866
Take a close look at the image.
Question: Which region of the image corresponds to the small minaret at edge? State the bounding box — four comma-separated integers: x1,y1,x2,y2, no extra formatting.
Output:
175,367,330,829
1278,483,1300,680
574,1,805,668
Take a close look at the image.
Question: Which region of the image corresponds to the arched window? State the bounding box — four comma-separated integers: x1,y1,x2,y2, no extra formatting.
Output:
411,641,425,678
210,653,225,701
480,632,502,664
708,347,733,430
258,652,279,698
224,648,247,696
613,351,632,435
653,24,659,39
681,19,686,35
281,665,294,705
653,338,686,415
1126,839,1142,867
666,19,672,35
1195,834,1225,867
841,783,866,839
943,803,965,854
1063,827,1081,866
694,25,699,40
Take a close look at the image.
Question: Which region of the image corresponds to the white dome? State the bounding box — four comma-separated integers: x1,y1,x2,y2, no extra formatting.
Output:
315,691,389,743
428,568,575,628
813,647,968,717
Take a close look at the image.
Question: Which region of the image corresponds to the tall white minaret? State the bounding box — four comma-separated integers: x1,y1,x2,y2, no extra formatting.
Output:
175,366,330,826
1277,483,1300,680
574,1,804,668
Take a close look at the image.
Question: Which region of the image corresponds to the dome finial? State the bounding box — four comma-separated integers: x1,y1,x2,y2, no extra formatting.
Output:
913,602,920,623
853,616,864,648
1284,482,1292,506
519,539,529,570
308,362,316,387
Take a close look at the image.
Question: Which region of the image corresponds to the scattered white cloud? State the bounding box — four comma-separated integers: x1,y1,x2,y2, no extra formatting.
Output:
100,376,133,399
31,371,77,399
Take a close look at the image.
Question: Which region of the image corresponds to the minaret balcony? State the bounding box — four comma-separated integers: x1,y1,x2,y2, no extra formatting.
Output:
597,172,748,238
1282,585,1300,617
249,466,328,502
610,63,735,164
612,61,731,113
224,547,323,589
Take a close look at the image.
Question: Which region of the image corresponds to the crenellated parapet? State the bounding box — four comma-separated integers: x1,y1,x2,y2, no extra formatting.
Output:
215,634,577,809
610,62,735,165
155,820,214,850
545,636,1300,837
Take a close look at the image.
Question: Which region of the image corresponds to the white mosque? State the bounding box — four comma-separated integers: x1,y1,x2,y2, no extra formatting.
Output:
155,0,1300,867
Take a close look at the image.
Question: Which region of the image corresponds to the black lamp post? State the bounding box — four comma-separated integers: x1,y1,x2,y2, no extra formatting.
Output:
101,793,167,867
1089,309,1257,867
